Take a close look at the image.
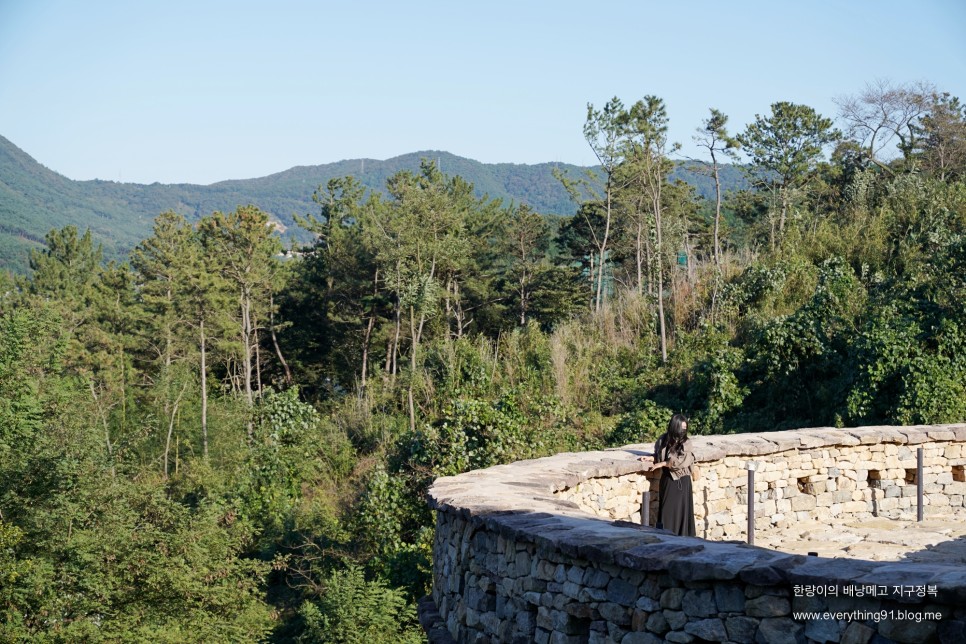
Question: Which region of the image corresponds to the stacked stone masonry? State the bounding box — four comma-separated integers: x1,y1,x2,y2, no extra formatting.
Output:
426,425,966,644
558,430,966,538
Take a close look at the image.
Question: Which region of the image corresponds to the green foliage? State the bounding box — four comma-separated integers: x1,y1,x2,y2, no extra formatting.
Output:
737,102,840,247
0,308,57,454
418,392,535,476
0,308,274,642
845,302,920,423
351,464,433,599
739,102,840,190
722,261,791,315
912,92,966,181
895,319,966,424
607,399,675,446
0,521,32,629
352,464,408,562
847,291,966,426
738,257,864,429
239,387,345,551
689,343,748,434
298,564,423,644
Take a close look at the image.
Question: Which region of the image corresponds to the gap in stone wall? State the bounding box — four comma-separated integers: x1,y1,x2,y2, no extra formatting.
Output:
796,476,812,494
867,469,881,488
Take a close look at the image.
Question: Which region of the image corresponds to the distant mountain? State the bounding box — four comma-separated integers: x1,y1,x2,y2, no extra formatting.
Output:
0,135,749,273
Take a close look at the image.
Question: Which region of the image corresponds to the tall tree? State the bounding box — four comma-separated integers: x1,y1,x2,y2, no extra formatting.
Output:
294,176,382,390
913,92,966,181
558,97,633,312
87,261,140,477
624,96,677,362
694,109,739,266
134,212,231,459
131,212,195,369
739,102,839,248
835,79,934,174
22,227,131,466
24,226,102,320
368,161,470,431
199,206,281,430
502,204,550,325
131,212,196,470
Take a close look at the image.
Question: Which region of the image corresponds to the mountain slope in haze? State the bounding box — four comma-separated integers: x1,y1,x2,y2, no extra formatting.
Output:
0,135,749,273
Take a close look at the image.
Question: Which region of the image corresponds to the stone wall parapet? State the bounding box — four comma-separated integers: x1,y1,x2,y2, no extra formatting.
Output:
426,424,966,643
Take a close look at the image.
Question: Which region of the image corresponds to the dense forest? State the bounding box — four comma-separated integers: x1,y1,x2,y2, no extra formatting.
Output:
2,81,965,642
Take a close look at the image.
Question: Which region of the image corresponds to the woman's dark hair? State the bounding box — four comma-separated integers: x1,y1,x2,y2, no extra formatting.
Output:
665,414,689,454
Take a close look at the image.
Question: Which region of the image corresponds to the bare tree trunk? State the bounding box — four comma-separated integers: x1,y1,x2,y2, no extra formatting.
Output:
588,252,596,310
444,279,453,339
657,258,668,362
240,290,254,439
645,233,654,295
270,297,292,386
711,149,724,324
520,278,527,325
657,274,667,361
653,183,668,363
453,281,466,338
384,308,394,375
712,150,722,266
360,267,378,389
163,382,188,480
595,188,613,312
417,308,428,348
240,292,253,407
779,189,788,241
200,317,208,459
417,259,436,346
361,314,375,390
89,380,116,480
391,303,401,376
254,316,262,396
389,268,402,377
227,357,240,395
636,219,644,295
408,305,418,434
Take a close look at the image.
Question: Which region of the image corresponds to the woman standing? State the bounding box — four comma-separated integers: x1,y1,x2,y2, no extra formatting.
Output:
641,414,696,536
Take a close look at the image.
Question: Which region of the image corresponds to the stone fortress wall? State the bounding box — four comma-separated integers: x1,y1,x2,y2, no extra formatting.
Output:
424,425,966,644
558,426,966,539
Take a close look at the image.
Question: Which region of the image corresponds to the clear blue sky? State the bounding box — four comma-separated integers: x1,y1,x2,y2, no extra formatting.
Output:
1,0,963,185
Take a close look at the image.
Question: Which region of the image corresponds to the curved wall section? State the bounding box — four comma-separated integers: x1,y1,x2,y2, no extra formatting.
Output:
559,426,966,539
426,425,966,644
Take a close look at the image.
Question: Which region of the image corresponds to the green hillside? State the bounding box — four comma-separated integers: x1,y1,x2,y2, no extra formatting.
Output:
0,135,748,272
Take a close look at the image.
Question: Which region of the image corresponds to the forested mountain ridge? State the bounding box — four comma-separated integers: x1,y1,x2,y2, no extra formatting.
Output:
0,134,747,272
